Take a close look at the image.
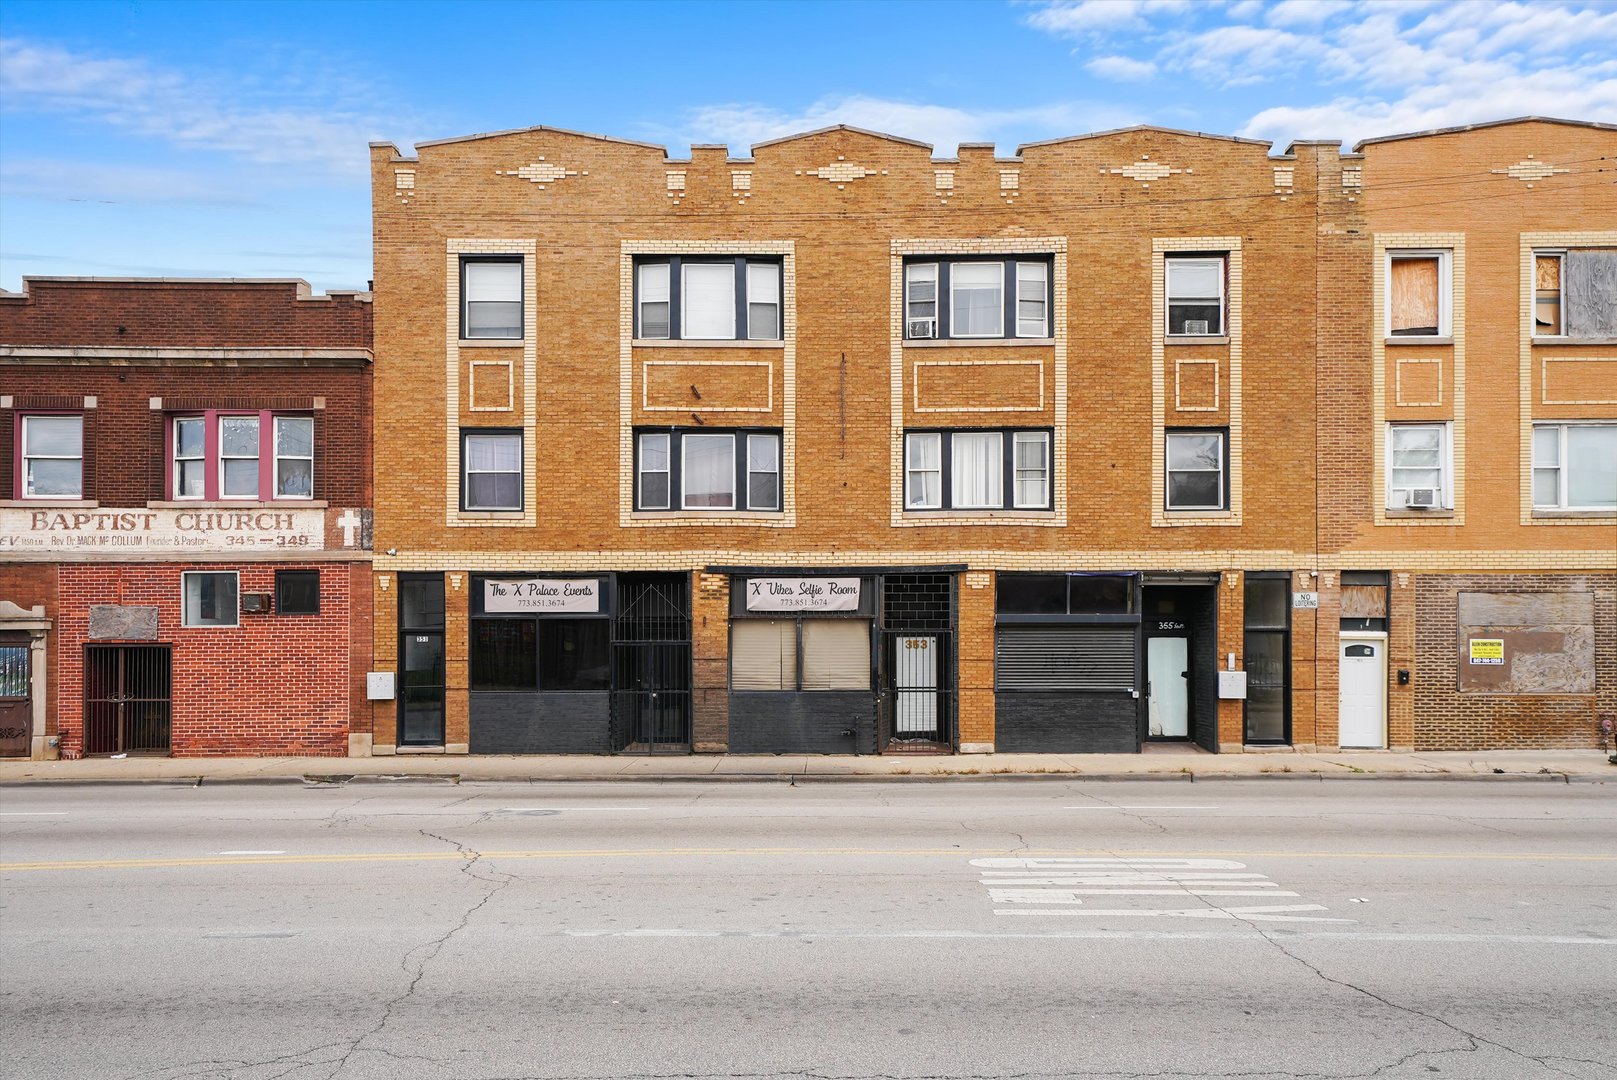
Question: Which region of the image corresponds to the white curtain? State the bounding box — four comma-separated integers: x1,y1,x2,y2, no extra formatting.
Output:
952,431,1002,508
682,263,736,339
681,434,734,508
906,433,941,508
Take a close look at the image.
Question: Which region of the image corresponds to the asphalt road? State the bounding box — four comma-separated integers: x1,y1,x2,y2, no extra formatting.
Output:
2,778,1614,1080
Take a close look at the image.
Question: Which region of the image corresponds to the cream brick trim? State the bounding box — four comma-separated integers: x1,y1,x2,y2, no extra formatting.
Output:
619,240,797,528
1173,358,1220,412
1540,357,1617,405
1394,357,1443,406
889,238,1068,528
1520,231,1617,526
912,359,1045,413
1152,238,1242,527
1372,233,1464,526
445,239,537,529
468,360,514,412
374,548,1308,573
641,360,773,413
1332,549,1617,571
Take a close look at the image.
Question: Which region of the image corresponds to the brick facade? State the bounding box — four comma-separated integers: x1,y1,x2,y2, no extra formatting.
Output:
0,278,375,758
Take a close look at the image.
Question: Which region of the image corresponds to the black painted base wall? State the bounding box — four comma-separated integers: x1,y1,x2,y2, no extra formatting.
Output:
469,692,611,754
995,693,1140,753
728,692,877,754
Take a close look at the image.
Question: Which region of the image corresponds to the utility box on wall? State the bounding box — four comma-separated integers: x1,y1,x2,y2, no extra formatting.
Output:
1218,671,1248,699
366,672,396,700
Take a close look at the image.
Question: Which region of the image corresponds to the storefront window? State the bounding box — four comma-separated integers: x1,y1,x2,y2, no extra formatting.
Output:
471,620,537,691
470,616,609,692
731,618,870,691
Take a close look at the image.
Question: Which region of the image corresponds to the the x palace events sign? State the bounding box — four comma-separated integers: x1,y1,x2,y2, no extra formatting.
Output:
484,578,602,613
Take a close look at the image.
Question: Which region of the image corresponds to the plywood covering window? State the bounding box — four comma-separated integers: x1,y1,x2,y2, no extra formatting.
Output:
1388,252,1446,337
1535,249,1617,338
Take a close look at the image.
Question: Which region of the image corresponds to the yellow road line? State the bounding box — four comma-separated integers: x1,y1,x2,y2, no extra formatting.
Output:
3,846,1616,873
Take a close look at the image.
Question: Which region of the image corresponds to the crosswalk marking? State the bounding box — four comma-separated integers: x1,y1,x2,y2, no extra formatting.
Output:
970,856,1342,922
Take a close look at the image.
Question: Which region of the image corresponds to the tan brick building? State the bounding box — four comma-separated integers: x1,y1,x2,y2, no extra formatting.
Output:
365,116,1614,758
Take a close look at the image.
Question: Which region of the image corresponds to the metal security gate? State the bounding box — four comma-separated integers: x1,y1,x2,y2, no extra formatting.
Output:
84,645,171,755
611,574,691,753
880,574,956,749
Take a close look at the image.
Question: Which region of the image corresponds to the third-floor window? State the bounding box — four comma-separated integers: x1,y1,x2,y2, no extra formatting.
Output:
904,258,1052,340
635,257,782,341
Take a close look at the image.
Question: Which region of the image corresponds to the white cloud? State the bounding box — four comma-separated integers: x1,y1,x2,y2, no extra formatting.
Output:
0,158,256,205
665,95,1142,156
0,38,390,177
1025,0,1191,37
1265,0,1354,27
1086,54,1158,81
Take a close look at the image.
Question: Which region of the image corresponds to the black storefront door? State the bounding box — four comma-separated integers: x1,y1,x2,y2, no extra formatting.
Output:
399,632,445,746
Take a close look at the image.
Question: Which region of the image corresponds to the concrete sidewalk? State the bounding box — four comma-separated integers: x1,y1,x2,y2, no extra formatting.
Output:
1,747,1613,784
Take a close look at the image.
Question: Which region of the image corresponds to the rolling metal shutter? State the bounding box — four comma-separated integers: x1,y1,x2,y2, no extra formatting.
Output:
995,626,1136,692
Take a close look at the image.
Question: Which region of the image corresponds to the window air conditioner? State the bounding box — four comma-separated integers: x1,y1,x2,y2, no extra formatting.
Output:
1404,487,1438,509
907,320,936,339
1182,319,1210,335
241,593,273,614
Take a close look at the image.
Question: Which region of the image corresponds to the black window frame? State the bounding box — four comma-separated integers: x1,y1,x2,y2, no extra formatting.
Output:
994,572,1139,621
1242,571,1292,746
459,427,524,513
1164,427,1230,512
1164,252,1228,337
902,256,1055,341
458,255,524,341
633,256,784,341
902,427,1054,511
274,569,321,616
633,427,783,512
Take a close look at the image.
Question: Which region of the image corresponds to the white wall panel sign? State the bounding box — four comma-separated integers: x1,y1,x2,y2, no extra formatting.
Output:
744,577,861,611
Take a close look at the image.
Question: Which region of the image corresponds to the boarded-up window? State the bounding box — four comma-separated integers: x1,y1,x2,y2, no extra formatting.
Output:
731,619,796,690
1389,255,1442,336
995,626,1136,692
801,620,870,691
1535,254,1563,336
1564,249,1617,338
1456,591,1596,695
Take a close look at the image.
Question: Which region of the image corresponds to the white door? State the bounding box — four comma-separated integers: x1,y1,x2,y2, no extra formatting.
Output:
894,635,938,736
1339,635,1387,748
1147,637,1189,738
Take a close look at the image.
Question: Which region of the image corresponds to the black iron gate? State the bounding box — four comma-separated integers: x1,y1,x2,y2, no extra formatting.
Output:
879,574,956,750
611,574,691,753
84,645,172,755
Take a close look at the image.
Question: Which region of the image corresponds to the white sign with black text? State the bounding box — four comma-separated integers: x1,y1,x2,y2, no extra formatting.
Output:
745,577,861,612
484,578,601,614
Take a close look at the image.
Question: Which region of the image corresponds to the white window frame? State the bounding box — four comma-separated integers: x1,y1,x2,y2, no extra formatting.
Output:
637,432,671,510
462,430,523,512
1015,261,1049,338
1012,431,1050,508
19,414,83,499
172,416,206,501
1165,256,1226,337
746,262,781,341
461,257,523,341
273,416,314,500
905,432,942,509
182,570,240,629
218,414,261,501
1532,421,1617,511
1385,421,1453,510
905,263,938,339
1384,249,1452,338
1533,250,1565,339
949,261,1005,339
680,432,737,511
1164,429,1227,511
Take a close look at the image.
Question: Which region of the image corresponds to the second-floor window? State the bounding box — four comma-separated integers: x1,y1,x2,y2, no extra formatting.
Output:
635,429,782,511
904,258,1053,340
460,258,523,340
904,429,1051,510
1165,428,1228,511
1533,423,1617,511
461,429,523,511
170,413,314,501
19,414,83,499
1386,422,1452,510
635,257,782,341
1166,255,1226,337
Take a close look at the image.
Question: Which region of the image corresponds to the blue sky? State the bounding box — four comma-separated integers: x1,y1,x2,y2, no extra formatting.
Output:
3,0,1614,292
